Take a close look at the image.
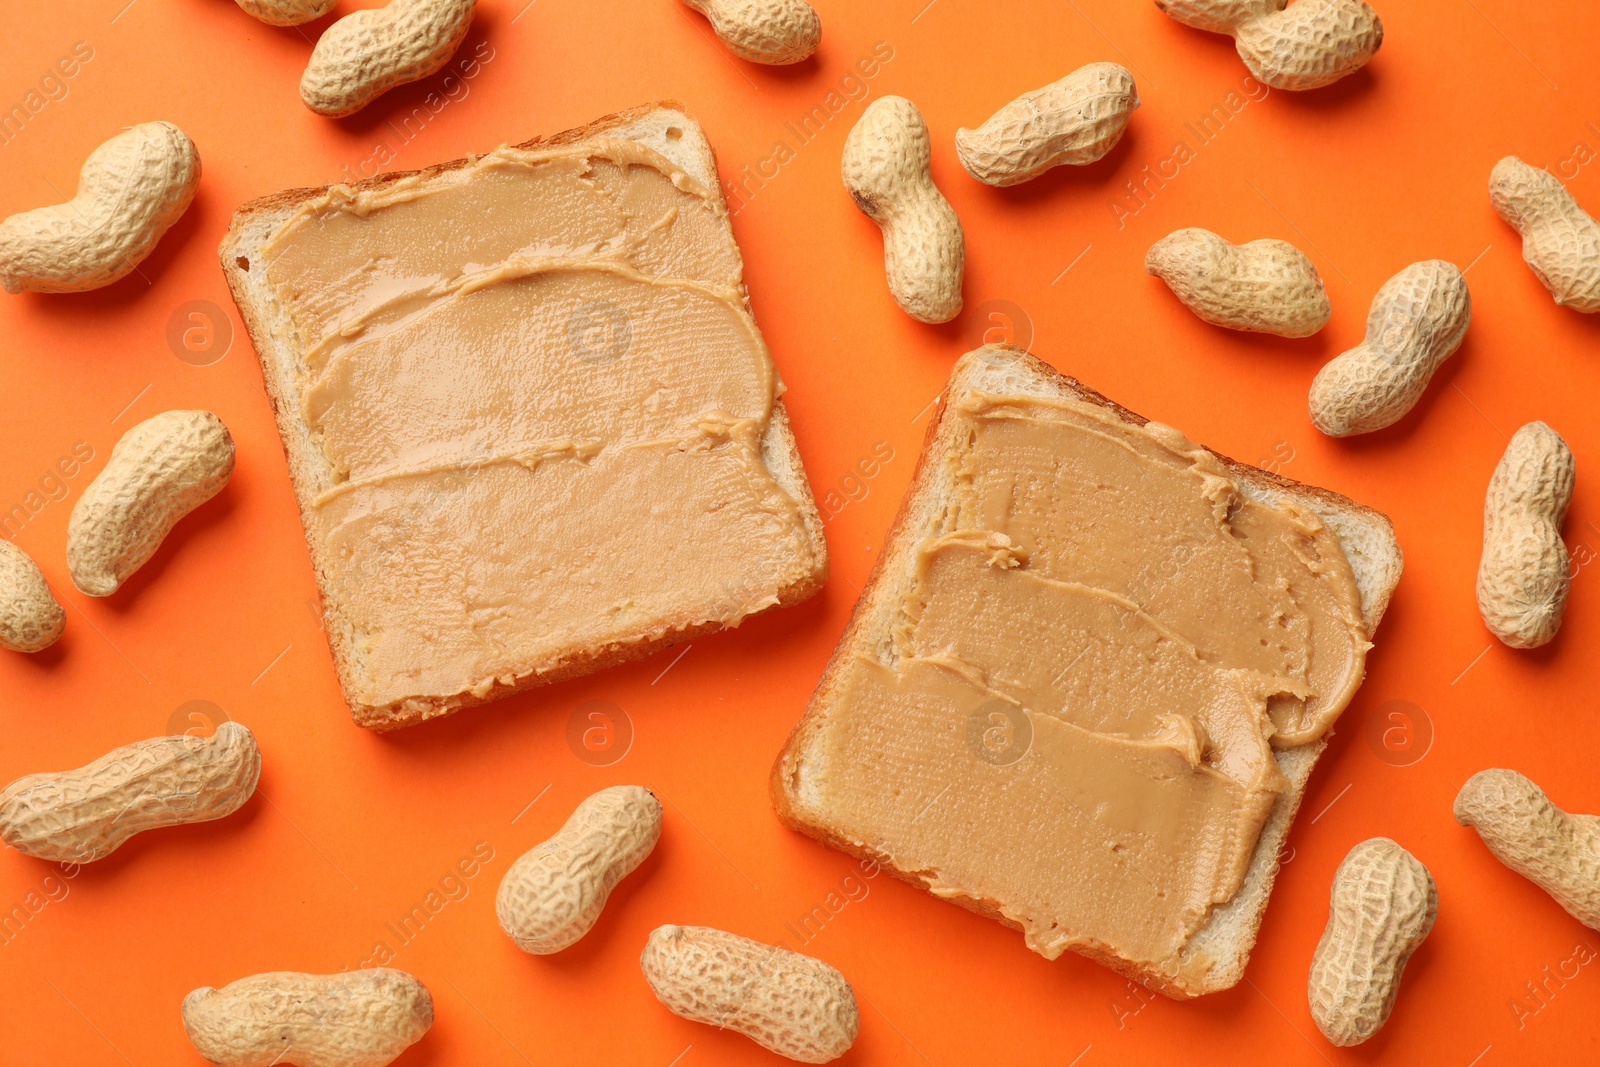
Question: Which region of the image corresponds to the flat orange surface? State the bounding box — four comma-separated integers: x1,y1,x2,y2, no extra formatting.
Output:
2,2,1597,1064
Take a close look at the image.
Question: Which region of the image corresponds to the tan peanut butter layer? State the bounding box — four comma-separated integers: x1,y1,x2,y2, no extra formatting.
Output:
257,140,816,710
808,394,1368,977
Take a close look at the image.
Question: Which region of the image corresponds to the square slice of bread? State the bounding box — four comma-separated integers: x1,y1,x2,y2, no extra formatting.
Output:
772,344,1402,998
220,103,827,729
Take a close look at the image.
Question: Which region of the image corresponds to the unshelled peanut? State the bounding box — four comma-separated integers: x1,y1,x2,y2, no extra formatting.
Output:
1308,260,1470,436
1307,838,1436,1047
497,785,662,954
0,722,260,863
0,122,199,294
67,410,235,597
0,541,64,653
955,62,1139,187
235,0,334,25
1477,422,1574,649
682,0,820,65
842,95,964,324
1145,227,1330,337
300,0,476,118
1489,156,1600,313
1156,0,1383,90
641,925,858,1063
182,968,433,1067
1455,769,1600,931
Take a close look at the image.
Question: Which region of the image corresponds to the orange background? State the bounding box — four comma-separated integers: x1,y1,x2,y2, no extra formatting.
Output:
1,1,1597,1064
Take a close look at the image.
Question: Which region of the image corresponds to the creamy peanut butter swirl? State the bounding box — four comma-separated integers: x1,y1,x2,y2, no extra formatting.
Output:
259,139,816,712
810,392,1369,981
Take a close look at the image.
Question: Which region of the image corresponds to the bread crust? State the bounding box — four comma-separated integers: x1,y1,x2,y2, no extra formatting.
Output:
771,343,1401,998
220,103,827,729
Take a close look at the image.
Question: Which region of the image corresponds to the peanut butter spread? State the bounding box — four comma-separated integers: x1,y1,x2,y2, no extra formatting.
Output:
257,140,817,712
804,393,1368,981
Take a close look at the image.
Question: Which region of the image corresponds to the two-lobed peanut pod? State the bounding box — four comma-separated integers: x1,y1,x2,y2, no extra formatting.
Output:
300,0,477,118
496,784,662,953
0,121,200,294
681,0,821,65
641,924,859,1063
0,722,261,863
0,541,65,653
1308,260,1469,436
1156,0,1383,91
1489,156,1600,313
1455,769,1600,931
182,968,433,1067
842,95,964,324
234,0,335,24
67,409,235,597
1477,422,1574,649
1307,837,1436,1047
1145,227,1330,337
955,62,1139,187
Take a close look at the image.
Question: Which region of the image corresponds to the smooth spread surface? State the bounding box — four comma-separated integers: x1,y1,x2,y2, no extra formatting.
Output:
258,140,815,710
810,393,1368,980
